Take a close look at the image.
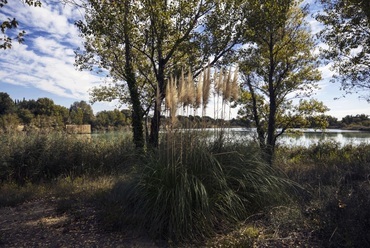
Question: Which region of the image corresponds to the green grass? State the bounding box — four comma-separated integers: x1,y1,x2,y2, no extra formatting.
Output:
275,141,370,247
98,132,297,243
0,131,137,184
1,132,370,246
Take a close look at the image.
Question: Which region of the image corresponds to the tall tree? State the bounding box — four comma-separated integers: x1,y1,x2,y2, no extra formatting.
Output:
75,0,244,147
316,0,370,100
0,92,15,115
69,100,94,124
0,0,41,49
35,97,55,116
237,0,326,163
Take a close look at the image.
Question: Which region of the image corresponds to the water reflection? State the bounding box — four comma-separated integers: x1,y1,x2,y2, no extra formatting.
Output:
215,128,370,147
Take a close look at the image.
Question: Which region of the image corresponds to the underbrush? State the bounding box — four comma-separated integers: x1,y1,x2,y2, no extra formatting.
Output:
1,132,369,247
98,132,297,244
0,131,137,184
276,141,370,247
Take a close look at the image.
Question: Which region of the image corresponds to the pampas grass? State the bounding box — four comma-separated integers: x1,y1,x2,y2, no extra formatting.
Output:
109,135,296,243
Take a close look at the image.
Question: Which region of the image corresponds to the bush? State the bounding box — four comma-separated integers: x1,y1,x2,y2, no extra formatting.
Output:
100,132,296,243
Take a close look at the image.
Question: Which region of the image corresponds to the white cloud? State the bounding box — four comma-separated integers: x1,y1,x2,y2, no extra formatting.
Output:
0,0,106,105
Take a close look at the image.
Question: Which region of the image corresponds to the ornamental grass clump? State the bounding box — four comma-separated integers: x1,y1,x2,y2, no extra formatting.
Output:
111,133,296,243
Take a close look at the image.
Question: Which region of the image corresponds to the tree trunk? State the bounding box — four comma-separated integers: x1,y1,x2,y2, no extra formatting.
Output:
149,101,160,147
124,0,144,148
148,59,166,147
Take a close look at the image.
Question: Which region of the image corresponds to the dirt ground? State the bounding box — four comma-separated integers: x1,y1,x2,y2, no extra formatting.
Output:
0,198,159,248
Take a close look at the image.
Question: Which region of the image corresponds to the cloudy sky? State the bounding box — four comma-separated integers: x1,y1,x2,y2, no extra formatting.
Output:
0,0,369,119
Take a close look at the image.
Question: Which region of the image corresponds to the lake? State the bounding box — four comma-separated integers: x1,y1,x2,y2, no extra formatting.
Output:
92,128,370,147
223,128,370,147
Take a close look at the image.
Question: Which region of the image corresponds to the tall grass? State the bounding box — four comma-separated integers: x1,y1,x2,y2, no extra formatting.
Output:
95,66,297,243
0,131,137,184
101,131,297,243
275,141,370,247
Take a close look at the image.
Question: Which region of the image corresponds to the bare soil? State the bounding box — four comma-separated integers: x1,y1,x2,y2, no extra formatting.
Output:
0,198,158,248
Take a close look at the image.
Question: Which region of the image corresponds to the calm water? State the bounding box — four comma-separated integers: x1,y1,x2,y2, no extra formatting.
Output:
224,128,370,147
92,128,370,147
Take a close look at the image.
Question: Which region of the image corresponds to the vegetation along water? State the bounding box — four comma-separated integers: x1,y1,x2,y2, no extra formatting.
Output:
1,0,370,246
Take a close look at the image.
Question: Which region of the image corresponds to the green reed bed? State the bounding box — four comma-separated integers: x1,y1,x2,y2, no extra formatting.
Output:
5,131,369,246
0,131,137,184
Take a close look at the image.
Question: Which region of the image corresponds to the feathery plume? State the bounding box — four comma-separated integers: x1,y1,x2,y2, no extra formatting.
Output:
194,73,203,110
231,67,239,101
223,68,232,102
178,68,186,103
202,64,211,110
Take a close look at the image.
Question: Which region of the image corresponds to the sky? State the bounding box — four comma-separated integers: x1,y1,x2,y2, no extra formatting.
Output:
0,0,369,120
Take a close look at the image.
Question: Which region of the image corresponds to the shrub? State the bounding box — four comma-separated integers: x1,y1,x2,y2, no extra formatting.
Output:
101,132,296,243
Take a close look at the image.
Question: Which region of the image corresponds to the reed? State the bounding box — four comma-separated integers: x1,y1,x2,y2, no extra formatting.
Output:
202,64,212,114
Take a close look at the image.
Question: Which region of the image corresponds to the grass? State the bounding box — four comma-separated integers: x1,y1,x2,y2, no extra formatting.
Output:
275,141,370,247
0,131,137,184
1,132,370,246
97,131,297,243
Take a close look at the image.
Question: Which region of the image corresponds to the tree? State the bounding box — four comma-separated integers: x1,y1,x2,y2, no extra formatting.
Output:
17,108,34,125
0,0,41,49
35,97,55,116
316,0,370,100
237,0,326,163
75,0,244,147
0,92,15,115
69,100,94,124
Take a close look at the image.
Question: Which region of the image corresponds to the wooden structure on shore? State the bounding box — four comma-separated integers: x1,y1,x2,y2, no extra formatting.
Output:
66,124,91,134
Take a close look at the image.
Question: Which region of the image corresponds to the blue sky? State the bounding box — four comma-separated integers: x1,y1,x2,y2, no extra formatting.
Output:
0,0,369,119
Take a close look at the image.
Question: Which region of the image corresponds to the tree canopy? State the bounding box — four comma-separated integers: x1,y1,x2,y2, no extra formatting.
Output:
237,0,327,163
316,0,370,100
0,0,41,49
75,0,244,146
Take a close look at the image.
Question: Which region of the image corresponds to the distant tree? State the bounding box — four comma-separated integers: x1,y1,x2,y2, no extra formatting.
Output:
94,109,128,129
16,99,38,114
342,114,370,126
0,0,42,49
17,108,34,125
237,0,327,163
53,105,69,127
35,98,55,116
0,92,15,115
316,0,370,100
69,101,94,124
325,115,339,127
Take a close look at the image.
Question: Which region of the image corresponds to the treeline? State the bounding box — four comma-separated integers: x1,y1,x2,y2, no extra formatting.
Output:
0,92,131,132
309,114,370,130
2,91,369,132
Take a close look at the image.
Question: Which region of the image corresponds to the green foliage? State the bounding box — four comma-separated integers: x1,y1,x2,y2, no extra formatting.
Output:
76,0,244,146
100,132,295,243
0,113,20,131
69,100,95,124
0,92,15,114
94,109,128,130
0,0,41,49
237,0,325,162
316,0,370,100
0,132,136,184
276,142,370,247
